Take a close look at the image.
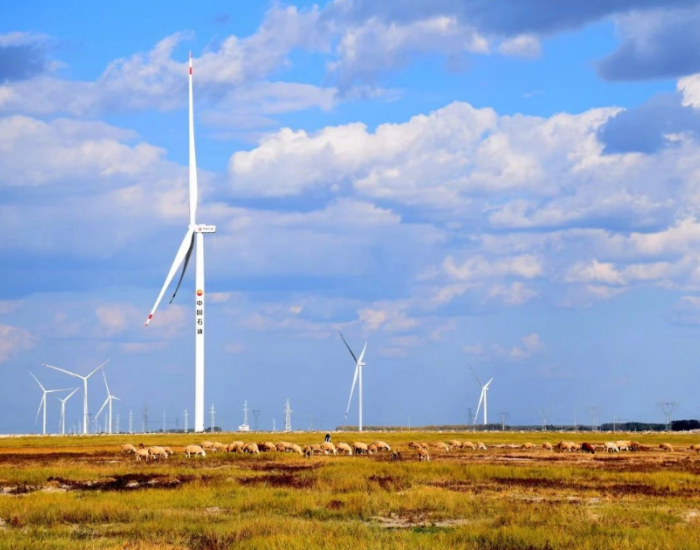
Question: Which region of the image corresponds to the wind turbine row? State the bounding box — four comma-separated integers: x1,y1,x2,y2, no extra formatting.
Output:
95,371,120,435
144,52,215,433
31,373,73,436
42,359,110,434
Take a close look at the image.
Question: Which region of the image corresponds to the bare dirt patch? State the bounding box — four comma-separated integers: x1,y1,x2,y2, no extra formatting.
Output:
238,473,316,489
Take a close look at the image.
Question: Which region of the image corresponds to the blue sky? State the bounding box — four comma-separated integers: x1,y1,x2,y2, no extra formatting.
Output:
2,0,700,434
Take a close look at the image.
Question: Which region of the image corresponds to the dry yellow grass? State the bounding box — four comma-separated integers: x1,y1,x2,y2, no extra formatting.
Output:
1,431,700,549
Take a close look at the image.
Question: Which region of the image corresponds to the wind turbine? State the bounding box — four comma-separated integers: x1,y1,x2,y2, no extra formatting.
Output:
339,332,367,432
144,53,215,433
95,371,120,434
56,388,79,435
31,373,71,435
471,366,493,425
43,359,109,435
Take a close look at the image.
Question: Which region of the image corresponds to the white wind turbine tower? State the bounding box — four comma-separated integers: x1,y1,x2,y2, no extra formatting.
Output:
470,366,493,426
95,371,120,434
43,359,110,435
56,388,79,435
31,373,71,435
339,332,368,432
144,53,215,433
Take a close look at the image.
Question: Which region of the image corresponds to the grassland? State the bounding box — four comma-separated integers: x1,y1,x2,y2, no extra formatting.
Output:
2,431,700,549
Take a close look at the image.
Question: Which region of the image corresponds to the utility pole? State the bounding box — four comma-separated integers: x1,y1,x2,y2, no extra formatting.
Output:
658,401,678,431
128,410,133,434
586,406,600,432
537,409,550,431
184,408,189,433
252,409,260,431
498,412,509,431
210,404,216,432
284,399,292,432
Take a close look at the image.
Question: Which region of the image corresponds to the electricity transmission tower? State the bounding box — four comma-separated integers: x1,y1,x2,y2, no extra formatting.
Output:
498,412,509,431
658,401,678,431
537,409,550,431
272,418,276,432
128,410,133,434
115,413,120,434
586,406,600,432
184,408,189,433
252,409,260,431
284,399,292,432
209,404,216,432
467,407,473,427
142,406,149,433
162,411,166,433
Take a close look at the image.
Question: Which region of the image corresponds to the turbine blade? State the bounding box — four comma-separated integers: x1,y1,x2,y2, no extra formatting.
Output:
169,231,195,304
112,396,121,401
474,390,484,420
484,378,494,389
30,372,45,391
338,331,358,364
43,363,82,380
358,341,367,364
102,370,110,395
145,228,195,326
95,397,109,420
189,51,198,225
470,365,483,388
35,395,44,425
87,359,110,379
66,388,79,400
344,364,360,419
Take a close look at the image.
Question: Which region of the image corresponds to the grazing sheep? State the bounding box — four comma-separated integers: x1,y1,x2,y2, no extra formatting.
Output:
462,441,476,450
227,441,245,453
321,442,337,455
303,445,313,458
135,448,151,462
417,447,430,461
581,442,595,454
571,443,581,452
521,442,536,450
391,451,402,461
212,442,226,453
690,444,700,452
243,443,260,455
367,444,378,455
258,441,276,452
408,441,423,450
162,447,174,456
121,444,137,454
147,446,169,460
336,442,353,455
449,440,463,449
201,441,214,450
604,442,620,453
615,440,632,452
434,441,451,452
289,444,303,455
556,441,574,452
276,442,292,452
184,445,206,458
542,442,553,451
477,442,487,451
353,442,369,455
372,441,391,452
660,443,674,452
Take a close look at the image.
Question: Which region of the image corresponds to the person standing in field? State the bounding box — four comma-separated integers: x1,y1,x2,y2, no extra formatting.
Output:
325,433,331,443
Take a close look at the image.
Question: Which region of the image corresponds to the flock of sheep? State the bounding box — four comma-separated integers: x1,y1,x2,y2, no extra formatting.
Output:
119,437,695,462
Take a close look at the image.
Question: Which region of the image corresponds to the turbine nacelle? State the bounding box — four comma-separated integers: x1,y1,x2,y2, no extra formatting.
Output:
193,224,216,233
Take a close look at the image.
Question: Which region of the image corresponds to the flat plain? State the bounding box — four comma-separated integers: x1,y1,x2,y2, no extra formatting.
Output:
2,431,700,549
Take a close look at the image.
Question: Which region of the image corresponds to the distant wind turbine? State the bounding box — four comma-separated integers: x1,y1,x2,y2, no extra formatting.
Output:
144,53,216,433
471,366,493,425
339,332,367,432
95,370,120,434
56,388,79,435
43,359,110,434
31,373,71,435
